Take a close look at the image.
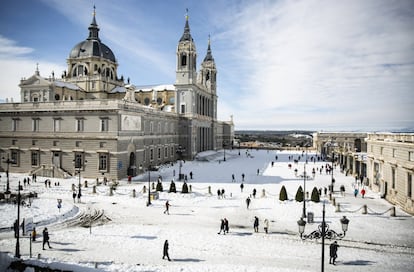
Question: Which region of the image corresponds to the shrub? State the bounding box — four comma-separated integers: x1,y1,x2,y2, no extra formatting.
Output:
295,186,304,202
182,182,189,193
279,185,288,201
311,187,320,202
156,181,163,192
169,181,176,193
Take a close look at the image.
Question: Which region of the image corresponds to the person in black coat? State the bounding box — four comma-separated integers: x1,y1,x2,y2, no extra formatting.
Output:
163,240,171,261
329,241,339,265
253,216,259,232
42,227,52,250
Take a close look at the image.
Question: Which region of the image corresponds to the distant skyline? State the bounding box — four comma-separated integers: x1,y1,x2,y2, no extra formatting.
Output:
0,0,413,131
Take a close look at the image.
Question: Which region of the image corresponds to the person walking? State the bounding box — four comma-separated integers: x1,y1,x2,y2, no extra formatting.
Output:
164,200,170,215
42,227,52,250
246,197,251,209
240,183,244,192
163,240,171,261
264,218,269,234
218,219,225,234
329,241,339,265
361,188,366,198
232,174,235,182
32,227,37,241
224,218,229,234
253,216,259,232
252,188,257,198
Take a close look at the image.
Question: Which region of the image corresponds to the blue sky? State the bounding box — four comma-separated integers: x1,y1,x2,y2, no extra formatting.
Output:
1,0,413,131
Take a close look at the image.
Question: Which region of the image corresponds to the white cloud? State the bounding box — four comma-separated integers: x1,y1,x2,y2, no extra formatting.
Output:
215,0,414,130
0,36,66,102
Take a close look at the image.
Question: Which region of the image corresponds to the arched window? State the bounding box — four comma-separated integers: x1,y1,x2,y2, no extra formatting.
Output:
55,94,60,101
181,54,187,66
144,97,150,105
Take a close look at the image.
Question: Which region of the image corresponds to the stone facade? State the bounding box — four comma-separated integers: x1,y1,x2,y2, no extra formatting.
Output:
0,10,234,181
313,132,414,215
366,133,414,214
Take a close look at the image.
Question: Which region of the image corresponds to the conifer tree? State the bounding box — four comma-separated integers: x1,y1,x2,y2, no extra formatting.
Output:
279,185,288,201
182,182,189,193
311,187,320,202
169,181,176,193
156,181,163,192
295,186,304,202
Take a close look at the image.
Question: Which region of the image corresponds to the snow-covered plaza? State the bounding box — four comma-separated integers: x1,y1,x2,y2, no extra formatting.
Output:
1,149,413,271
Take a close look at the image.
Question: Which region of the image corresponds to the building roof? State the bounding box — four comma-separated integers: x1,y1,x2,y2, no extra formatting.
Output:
69,8,116,63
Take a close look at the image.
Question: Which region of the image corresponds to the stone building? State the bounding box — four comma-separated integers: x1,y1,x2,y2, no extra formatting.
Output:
313,132,368,177
366,133,414,214
0,10,234,181
313,131,414,215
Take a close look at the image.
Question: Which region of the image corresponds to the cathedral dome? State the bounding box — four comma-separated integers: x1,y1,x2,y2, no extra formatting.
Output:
69,40,116,62
68,9,116,63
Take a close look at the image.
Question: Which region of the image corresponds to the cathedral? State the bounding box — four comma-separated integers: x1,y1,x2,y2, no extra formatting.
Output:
0,9,234,180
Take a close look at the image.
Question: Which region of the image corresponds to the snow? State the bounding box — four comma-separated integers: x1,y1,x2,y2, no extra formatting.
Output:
0,149,413,272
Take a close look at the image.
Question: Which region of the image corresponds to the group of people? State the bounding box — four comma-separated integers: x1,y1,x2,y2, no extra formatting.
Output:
217,218,229,234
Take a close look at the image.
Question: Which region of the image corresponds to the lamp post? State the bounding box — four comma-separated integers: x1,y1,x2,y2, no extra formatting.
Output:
73,157,86,203
15,181,22,258
302,159,307,219
297,202,350,272
3,154,15,193
176,145,185,181
147,165,151,206
223,141,227,161
331,152,335,193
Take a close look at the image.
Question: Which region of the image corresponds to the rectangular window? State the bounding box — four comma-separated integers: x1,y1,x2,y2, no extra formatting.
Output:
76,118,84,132
32,118,39,132
181,104,185,114
158,148,161,159
98,153,108,171
12,140,17,145
164,147,168,158
53,118,61,132
74,153,83,169
380,147,384,155
53,141,59,147
408,173,412,198
76,141,81,147
149,122,153,133
11,150,18,165
12,119,19,131
392,149,396,158
150,149,154,160
31,151,39,166
100,118,109,132
392,168,396,189
99,142,106,148
409,151,414,162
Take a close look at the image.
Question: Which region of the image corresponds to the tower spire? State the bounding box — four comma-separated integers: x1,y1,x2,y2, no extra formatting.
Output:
179,8,193,42
88,5,100,41
203,34,214,62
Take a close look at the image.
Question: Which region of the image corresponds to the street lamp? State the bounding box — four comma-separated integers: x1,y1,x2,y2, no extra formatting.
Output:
297,202,350,272
223,141,227,161
2,154,15,193
73,157,87,203
176,145,185,181
302,159,307,219
331,152,335,193
139,164,153,206
15,181,22,258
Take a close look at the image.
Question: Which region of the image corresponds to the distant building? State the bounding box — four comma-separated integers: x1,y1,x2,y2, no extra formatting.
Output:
366,133,414,214
313,132,414,215
0,9,234,180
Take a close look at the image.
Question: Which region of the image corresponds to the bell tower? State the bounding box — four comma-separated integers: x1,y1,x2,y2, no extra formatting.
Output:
176,10,197,85
199,35,217,95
